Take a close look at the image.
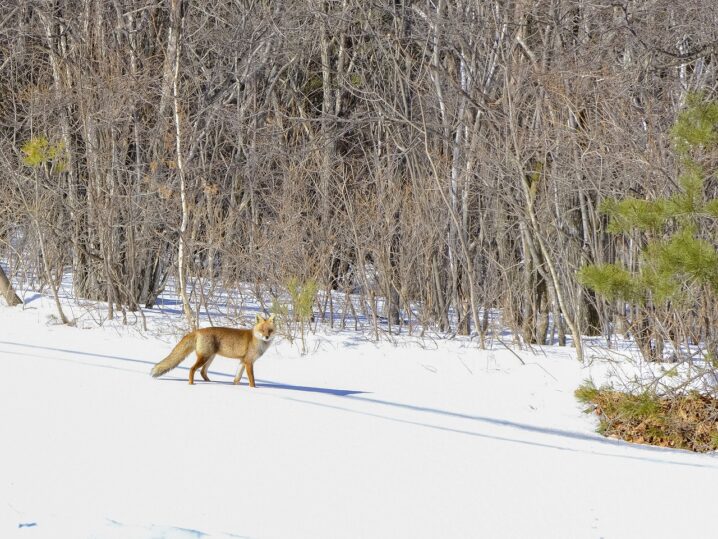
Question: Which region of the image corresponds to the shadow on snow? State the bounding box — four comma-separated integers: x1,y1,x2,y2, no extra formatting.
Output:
0,340,365,397
2,339,716,467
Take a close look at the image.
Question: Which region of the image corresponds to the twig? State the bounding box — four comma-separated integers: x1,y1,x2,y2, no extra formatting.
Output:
495,334,526,365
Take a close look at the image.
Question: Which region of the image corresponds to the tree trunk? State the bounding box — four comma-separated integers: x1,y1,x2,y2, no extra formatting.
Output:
169,0,194,329
0,265,22,306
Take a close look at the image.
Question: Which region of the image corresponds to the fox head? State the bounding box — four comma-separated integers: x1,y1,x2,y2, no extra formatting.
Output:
253,313,276,342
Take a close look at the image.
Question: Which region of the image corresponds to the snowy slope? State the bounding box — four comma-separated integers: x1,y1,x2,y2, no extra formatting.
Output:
1,297,717,539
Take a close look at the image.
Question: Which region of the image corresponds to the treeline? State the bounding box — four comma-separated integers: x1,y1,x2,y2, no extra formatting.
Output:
1,1,717,356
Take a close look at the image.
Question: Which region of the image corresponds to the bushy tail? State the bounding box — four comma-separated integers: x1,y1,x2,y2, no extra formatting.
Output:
151,332,196,377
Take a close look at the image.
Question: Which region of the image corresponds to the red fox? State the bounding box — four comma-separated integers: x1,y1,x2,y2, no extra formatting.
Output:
150,314,275,386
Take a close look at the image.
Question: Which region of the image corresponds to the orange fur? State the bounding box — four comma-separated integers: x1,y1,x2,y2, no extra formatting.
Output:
150,314,275,386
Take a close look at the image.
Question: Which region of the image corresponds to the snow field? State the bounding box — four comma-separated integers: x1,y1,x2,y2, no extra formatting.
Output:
1,298,717,538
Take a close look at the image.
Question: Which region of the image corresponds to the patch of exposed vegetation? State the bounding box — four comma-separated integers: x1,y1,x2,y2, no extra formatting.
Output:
576,381,718,452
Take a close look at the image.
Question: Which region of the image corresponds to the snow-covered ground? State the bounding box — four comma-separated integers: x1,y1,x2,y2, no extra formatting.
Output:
1,294,717,539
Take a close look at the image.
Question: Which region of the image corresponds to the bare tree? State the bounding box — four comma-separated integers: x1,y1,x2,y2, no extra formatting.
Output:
0,0,715,355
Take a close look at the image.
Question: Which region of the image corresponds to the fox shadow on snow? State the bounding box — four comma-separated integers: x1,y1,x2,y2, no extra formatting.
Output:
162,375,365,397
0,340,365,397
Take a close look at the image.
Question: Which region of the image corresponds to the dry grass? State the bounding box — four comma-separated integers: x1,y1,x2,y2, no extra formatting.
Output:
576,382,718,452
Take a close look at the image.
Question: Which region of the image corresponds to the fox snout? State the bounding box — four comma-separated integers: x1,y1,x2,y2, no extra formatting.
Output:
254,330,273,342
253,329,273,342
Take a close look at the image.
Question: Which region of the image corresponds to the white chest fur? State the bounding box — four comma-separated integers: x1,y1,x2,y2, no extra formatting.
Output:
251,330,272,360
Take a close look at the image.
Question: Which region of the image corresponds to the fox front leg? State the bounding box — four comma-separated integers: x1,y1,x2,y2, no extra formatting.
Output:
234,364,246,385
246,363,256,388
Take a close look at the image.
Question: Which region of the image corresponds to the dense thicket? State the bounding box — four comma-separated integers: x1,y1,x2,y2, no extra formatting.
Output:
1,1,717,354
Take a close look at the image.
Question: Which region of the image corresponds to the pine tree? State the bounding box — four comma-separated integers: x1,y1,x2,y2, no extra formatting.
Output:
579,94,718,361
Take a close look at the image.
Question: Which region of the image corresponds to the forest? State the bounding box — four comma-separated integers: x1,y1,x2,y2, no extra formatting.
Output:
1,0,717,364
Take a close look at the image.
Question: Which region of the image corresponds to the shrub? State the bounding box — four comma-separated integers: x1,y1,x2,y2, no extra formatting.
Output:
576,382,718,452
272,277,318,354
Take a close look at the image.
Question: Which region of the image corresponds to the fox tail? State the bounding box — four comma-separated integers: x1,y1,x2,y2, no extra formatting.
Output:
151,332,196,377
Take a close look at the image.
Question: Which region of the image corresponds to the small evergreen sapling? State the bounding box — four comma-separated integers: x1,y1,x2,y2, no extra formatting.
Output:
578,94,718,361
272,277,318,355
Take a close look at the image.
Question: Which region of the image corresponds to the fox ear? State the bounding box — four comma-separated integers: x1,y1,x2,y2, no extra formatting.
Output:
268,314,276,323
255,313,265,323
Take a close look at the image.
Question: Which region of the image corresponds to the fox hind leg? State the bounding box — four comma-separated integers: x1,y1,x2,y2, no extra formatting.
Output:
200,354,215,382
189,354,211,385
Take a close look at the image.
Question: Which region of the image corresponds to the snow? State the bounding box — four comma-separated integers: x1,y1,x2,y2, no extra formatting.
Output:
1,295,717,539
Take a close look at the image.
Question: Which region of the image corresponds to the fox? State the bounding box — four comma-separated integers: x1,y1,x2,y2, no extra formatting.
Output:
150,314,276,387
